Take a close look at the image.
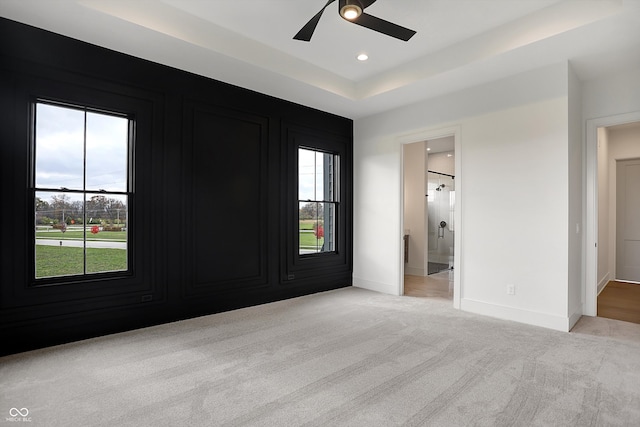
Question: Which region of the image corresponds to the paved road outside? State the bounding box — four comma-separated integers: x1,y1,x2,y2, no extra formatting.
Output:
36,239,126,249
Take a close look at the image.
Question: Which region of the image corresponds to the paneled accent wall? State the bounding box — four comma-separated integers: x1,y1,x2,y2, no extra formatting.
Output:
0,18,353,355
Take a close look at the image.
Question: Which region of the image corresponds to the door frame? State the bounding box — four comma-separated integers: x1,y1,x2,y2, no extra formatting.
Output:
585,111,640,316
399,125,461,309
615,158,640,283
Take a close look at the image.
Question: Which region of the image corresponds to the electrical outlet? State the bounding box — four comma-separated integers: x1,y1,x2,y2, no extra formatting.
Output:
506,284,515,295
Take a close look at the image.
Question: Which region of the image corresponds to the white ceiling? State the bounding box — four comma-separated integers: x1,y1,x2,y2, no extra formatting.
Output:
2,0,640,119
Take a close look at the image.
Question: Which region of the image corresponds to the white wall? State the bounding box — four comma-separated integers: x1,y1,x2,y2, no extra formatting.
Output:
354,62,575,330
583,66,640,122
567,64,583,329
403,141,426,276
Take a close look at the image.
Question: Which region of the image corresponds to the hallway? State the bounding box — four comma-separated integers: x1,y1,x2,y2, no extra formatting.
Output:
598,281,640,324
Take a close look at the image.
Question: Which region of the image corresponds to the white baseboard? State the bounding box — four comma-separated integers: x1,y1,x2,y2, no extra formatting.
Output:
597,273,610,295
460,298,573,332
404,266,424,276
353,276,399,296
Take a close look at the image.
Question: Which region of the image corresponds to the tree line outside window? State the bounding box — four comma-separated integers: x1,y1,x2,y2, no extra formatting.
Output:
35,194,127,227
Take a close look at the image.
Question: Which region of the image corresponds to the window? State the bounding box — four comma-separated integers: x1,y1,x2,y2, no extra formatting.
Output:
33,101,132,280
298,147,339,255
284,127,350,281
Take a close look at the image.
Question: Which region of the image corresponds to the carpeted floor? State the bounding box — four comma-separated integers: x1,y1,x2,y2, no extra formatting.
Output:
2,287,640,426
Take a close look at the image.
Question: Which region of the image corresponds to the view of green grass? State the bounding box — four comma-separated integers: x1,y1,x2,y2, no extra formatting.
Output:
299,220,324,250
299,232,324,248
36,245,127,278
36,230,126,241
299,220,316,230
36,221,321,276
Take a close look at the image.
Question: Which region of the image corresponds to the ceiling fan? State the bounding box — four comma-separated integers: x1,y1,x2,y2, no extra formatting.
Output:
294,0,416,42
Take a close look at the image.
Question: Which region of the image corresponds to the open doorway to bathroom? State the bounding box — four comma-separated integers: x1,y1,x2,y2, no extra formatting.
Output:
403,136,455,300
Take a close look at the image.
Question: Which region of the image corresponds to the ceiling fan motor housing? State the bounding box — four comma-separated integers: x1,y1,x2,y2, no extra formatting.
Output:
340,0,363,20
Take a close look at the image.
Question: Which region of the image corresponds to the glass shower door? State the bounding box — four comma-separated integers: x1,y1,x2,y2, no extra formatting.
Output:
427,171,455,274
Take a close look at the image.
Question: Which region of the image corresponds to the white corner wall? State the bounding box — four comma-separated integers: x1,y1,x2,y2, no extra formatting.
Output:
568,64,583,329
354,62,575,330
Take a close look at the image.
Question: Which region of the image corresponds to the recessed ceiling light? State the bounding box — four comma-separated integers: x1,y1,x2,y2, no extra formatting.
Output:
426,147,431,151
357,53,369,61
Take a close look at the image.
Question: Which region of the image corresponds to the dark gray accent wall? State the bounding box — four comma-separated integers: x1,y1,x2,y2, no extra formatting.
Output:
0,18,353,355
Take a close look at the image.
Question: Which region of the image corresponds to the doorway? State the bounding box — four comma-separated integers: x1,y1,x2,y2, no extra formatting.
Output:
402,134,456,302
589,119,640,324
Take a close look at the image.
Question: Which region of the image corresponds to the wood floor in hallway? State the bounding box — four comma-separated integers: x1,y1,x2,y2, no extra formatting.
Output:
598,281,640,324
404,270,453,300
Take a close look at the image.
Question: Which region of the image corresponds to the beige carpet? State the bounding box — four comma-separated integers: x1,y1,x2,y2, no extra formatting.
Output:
2,287,640,426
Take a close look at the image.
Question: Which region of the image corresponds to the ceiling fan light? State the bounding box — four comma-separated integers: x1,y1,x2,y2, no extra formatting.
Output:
340,4,362,21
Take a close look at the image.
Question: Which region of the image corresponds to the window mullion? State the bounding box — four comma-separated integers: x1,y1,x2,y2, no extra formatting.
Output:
83,109,88,275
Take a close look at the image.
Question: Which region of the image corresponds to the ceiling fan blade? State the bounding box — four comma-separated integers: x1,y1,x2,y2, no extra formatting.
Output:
353,12,416,41
294,0,336,41
360,0,378,8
